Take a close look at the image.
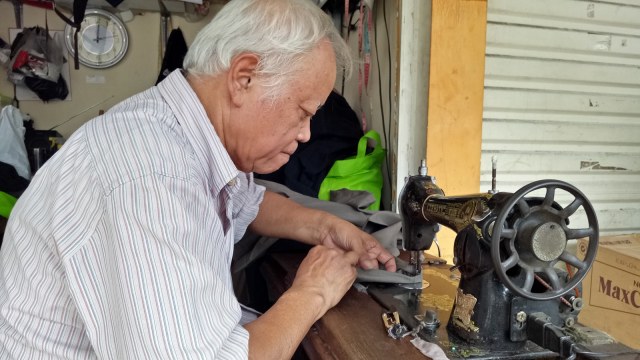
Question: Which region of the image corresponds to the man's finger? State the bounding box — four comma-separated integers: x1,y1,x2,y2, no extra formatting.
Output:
349,238,367,255
375,249,397,272
344,250,360,266
381,255,397,272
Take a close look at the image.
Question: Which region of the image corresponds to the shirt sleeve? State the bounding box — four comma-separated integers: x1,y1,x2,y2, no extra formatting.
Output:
231,172,265,243
64,173,249,359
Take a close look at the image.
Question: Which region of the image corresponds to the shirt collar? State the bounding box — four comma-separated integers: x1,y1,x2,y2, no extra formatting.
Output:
156,69,239,194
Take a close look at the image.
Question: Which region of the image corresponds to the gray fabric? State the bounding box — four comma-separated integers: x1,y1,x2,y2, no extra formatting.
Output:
329,188,376,211
257,180,371,225
233,179,421,284
357,256,421,283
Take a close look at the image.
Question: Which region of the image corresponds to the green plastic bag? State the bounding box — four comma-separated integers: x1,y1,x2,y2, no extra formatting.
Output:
0,191,17,219
318,130,386,210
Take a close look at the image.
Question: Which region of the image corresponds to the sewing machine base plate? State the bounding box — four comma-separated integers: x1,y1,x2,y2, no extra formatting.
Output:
368,280,638,360
368,283,556,359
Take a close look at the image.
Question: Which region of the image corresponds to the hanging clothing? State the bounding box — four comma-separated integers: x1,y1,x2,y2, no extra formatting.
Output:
156,28,188,85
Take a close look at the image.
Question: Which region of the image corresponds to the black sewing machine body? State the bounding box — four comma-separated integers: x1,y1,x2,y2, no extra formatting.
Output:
447,214,580,349
367,166,635,359
428,192,582,345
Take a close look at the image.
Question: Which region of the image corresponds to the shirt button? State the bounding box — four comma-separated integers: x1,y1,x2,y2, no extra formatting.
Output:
227,178,237,187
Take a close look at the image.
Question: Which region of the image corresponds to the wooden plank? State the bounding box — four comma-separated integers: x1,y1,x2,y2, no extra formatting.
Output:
426,0,487,194
425,0,487,262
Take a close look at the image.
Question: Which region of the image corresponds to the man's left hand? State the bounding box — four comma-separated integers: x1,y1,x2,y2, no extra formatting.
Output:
319,218,397,272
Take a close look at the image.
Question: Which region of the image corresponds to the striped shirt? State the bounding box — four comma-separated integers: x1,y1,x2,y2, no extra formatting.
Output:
0,70,265,359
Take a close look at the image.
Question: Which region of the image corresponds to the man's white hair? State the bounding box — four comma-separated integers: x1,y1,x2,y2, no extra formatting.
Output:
183,0,352,100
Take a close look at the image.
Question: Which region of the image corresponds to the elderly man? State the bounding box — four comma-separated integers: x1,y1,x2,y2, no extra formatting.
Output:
0,0,395,359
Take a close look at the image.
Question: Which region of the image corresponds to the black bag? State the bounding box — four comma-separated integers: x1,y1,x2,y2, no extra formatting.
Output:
8,26,68,101
23,72,68,101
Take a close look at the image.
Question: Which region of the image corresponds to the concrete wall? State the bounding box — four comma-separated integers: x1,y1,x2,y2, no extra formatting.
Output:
0,3,221,139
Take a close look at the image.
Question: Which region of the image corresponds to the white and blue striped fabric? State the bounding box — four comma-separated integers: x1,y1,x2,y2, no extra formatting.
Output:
0,70,265,359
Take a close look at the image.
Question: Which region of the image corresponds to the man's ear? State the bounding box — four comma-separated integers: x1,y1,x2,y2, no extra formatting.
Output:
228,53,260,107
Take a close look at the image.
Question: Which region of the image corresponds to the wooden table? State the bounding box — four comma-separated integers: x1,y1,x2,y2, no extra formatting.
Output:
261,253,429,359
259,253,639,360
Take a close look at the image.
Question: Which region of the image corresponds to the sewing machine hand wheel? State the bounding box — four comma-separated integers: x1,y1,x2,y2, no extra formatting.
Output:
491,179,599,301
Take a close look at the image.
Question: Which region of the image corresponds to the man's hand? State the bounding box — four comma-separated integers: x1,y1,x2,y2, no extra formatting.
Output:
318,217,397,273
245,246,360,359
291,246,360,313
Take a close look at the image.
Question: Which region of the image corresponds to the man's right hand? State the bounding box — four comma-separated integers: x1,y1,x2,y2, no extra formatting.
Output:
244,245,359,359
290,245,359,317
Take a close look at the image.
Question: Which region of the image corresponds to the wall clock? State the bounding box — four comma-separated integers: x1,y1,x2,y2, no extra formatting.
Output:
64,9,129,69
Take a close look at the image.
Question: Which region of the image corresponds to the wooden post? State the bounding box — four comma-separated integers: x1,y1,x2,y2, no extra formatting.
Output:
425,0,487,261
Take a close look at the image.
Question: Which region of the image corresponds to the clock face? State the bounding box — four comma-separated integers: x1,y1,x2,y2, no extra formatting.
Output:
65,9,129,69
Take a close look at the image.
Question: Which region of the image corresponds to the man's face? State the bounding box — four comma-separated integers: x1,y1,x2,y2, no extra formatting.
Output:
230,41,337,174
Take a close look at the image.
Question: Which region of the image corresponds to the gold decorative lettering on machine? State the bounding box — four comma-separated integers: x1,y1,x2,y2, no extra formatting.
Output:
422,196,491,233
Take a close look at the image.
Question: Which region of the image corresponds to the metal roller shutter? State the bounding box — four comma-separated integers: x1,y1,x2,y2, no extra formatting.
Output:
482,0,640,236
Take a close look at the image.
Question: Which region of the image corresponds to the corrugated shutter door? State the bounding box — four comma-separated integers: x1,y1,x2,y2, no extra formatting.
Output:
482,0,640,236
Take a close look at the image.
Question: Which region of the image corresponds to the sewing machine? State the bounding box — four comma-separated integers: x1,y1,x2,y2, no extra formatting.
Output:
368,161,636,359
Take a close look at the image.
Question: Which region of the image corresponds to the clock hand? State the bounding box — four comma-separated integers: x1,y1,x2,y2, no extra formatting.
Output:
95,23,100,43
82,32,96,43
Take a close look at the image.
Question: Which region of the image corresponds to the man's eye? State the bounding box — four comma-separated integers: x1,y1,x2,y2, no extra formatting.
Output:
301,111,312,121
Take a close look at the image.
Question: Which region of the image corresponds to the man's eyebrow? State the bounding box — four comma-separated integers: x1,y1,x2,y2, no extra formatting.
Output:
300,103,321,115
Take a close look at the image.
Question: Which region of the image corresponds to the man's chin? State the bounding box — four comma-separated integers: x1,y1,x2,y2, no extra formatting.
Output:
252,156,290,174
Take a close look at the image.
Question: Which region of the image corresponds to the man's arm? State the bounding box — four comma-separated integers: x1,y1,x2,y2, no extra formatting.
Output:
244,191,397,359
244,246,359,360
248,191,396,272
248,191,326,244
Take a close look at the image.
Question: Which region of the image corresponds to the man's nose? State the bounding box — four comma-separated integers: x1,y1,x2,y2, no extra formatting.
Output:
297,123,311,143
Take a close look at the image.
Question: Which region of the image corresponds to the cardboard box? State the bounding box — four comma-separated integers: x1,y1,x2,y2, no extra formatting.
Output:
578,234,640,349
